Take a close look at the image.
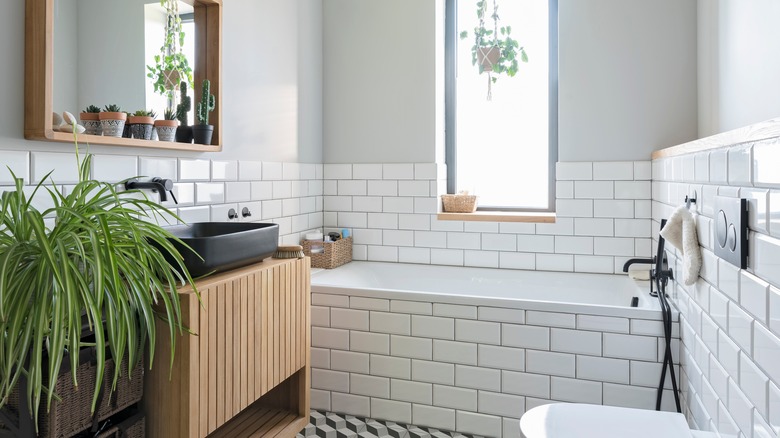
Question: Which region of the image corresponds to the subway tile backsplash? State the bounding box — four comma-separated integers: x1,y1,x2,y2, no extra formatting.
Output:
323,161,652,274
1,151,323,246
655,135,780,437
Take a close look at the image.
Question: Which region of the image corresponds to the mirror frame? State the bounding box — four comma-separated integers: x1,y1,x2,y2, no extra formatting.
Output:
24,0,222,152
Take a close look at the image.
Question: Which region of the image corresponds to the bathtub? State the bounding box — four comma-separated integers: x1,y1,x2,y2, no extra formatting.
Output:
311,261,661,319
308,262,677,436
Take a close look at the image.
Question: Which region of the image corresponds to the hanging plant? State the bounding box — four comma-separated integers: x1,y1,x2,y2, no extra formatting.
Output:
146,0,194,102
460,0,528,99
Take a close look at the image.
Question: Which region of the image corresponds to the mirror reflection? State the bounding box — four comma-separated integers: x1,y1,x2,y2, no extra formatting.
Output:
53,0,196,124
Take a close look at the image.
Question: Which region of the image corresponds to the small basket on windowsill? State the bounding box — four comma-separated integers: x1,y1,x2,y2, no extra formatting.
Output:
441,192,478,213
302,237,353,269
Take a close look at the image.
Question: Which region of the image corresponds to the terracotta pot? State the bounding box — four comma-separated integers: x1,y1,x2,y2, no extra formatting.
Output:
127,116,155,126
477,45,501,72
80,112,101,136
98,112,127,138
154,120,179,142
192,125,214,146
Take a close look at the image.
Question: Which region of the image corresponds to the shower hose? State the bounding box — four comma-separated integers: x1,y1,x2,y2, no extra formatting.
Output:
653,219,682,413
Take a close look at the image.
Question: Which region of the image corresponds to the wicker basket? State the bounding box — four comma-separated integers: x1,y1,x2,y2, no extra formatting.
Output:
95,409,145,438
302,237,352,269
441,194,478,213
0,349,144,438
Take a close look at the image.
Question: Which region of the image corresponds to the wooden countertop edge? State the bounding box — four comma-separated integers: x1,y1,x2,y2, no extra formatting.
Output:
652,117,780,160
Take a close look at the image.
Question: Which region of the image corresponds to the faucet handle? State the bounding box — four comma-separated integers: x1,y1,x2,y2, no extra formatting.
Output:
152,177,177,204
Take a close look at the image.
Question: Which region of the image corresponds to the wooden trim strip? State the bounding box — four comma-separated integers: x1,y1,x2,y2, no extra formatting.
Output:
437,211,556,223
652,117,780,160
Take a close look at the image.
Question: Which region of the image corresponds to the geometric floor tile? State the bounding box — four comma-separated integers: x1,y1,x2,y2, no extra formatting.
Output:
298,411,485,438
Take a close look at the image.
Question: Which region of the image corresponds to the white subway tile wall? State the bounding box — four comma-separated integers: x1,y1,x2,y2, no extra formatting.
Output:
654,136,780,437
323,161,652,274
310,294,674,438
2,153,323,246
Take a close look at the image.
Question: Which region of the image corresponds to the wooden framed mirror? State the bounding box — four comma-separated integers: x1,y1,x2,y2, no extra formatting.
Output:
24,0,222,152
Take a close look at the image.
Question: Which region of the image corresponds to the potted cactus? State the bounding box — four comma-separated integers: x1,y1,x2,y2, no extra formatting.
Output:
98,105,127,138
128,109,157,140
175,82,193,143
192,79,216,145
154,108,179,142
79,105,102,136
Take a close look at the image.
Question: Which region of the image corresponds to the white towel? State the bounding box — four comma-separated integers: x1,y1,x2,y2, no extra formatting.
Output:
659,206,702,285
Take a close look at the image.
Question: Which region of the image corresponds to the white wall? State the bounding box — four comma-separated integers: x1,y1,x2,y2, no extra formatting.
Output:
323,0,698,164
0,0,322,163
559,0,698,162
52,0,79,113
323,0,440,164
697,0,780,137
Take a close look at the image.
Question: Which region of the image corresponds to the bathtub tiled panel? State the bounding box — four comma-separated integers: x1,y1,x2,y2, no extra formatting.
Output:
0,152,324,245
654,136,780,438
322,161,652,274
310,294,675,438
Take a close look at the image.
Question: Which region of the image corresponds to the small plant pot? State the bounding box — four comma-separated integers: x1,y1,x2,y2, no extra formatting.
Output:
192,125,214,145
154,120,179,142
128,116,155,140
98,112,127,138
79,112,102,136
477,45,501,72
176,125,193,143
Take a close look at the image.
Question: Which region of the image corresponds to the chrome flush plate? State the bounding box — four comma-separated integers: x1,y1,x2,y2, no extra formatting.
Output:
713,196,748,269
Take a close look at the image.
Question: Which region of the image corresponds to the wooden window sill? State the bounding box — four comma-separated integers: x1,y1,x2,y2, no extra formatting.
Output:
437,211,556,223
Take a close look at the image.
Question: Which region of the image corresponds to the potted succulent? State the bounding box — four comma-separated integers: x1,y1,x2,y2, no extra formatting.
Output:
128,109,157,140
0,135,198,430
146,0,193,102
79,105,102,136
460,0,528,99
98,105,127,137
155,108,179,142
192,79,216,145
175,81,193,143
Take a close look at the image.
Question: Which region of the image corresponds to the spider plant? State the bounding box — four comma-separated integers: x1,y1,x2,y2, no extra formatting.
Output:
0,133,199,429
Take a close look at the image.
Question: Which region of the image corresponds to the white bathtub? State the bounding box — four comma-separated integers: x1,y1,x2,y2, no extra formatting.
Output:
308,262,679,429
311,261,661,319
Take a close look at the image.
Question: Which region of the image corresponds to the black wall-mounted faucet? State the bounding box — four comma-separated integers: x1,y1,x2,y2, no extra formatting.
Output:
125,177,177,204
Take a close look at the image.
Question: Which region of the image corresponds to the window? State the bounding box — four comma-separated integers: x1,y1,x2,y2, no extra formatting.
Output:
446,0,558,211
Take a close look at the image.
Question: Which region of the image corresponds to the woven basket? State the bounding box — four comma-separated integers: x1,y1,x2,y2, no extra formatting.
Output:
441,194,478,213
302,237,352,269
0,350,144,438
95,409,145,438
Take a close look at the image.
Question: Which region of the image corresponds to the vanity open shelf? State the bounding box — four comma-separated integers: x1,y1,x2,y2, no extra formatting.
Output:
144,257,311,438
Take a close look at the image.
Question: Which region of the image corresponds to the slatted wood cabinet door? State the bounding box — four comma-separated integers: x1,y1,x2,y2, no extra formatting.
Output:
144,257,311,438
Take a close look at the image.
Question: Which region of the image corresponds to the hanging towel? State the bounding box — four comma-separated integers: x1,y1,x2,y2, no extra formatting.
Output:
660,206,702,285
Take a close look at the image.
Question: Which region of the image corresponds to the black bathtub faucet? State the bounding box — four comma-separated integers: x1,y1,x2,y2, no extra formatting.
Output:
621,258,654,272
124,177,177,204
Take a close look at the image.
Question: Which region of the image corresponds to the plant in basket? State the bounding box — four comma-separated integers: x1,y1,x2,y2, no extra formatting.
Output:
0,129,200,432
460,0,528,99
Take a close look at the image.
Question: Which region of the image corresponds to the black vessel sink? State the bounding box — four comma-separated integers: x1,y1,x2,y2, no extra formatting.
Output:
161,222,279,277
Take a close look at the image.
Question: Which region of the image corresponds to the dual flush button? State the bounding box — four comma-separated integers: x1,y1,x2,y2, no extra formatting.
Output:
714,196,748,269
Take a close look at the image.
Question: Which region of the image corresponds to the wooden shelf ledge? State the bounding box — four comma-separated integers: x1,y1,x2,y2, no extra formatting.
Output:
652,117,780,160
437,211,556,223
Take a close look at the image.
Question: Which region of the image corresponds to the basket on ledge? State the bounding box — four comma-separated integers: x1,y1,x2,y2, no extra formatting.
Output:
441,194,478,213
302,236,352,269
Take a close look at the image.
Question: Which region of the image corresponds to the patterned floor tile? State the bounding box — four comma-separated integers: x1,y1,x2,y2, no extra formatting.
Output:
299,411,481,438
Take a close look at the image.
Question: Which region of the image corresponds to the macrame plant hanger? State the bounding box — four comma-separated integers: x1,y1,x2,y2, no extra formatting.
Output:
162,0,182,108
479,0,499,100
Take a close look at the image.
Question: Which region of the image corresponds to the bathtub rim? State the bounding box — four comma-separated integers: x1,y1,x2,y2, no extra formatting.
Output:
311,262,671,320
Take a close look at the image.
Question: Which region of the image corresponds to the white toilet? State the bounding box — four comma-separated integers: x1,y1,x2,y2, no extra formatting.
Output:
519,403,718,438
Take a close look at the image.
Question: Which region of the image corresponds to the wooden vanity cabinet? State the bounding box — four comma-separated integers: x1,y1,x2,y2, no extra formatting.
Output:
144,257,311,438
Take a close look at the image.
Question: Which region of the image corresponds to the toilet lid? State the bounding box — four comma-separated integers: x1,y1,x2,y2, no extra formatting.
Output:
519,404,694,438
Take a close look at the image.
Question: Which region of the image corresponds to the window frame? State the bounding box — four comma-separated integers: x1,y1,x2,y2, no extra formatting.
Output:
445,0,559,213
